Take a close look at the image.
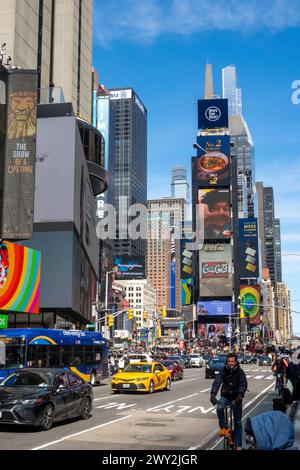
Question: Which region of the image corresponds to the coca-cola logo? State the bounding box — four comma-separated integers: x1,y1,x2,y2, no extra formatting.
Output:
202,262,229,278
201,244,226,252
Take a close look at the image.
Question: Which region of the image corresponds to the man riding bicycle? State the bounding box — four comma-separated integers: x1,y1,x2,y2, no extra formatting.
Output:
210,353,248,450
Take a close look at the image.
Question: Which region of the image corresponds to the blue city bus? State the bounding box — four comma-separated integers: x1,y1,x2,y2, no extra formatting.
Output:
0,329,109,385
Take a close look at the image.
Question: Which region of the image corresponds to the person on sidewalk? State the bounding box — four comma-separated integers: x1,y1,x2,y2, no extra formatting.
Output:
210,352,248,450
244,411,299,450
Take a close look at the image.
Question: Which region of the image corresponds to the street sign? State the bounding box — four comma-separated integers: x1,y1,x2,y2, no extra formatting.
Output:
0,315,8,329
86,324,95,328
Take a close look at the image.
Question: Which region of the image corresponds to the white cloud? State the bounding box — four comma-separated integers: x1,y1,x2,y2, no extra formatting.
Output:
94,0,300,46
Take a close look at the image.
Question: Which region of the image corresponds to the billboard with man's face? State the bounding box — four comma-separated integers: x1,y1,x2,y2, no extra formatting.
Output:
198,189,231,240
193,135,231,187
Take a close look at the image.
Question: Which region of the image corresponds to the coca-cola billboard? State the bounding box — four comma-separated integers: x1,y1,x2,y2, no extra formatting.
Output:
199,243,233,297
202,262,229,278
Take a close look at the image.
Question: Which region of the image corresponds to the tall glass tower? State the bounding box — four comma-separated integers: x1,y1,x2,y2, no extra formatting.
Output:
171,166,190,202
110,88,147,257
222,65,243,116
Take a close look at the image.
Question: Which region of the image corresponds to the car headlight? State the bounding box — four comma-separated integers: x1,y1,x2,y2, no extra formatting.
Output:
135,377,148,382
20,398,45,405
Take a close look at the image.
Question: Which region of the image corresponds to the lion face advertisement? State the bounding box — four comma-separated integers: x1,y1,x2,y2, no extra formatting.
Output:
7,91,37,140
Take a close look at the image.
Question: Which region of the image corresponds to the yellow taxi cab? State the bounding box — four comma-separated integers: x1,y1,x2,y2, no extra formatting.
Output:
111,361,171,393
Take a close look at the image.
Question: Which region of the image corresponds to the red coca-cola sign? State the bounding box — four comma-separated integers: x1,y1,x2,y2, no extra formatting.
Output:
202,262,229,278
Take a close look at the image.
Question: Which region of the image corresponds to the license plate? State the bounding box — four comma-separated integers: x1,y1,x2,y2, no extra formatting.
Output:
123,384,130,388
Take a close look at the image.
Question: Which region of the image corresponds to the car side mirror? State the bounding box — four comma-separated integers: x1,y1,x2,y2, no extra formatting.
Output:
56,383,66,393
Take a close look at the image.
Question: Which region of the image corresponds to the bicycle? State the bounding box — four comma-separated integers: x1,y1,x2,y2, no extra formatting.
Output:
275,371,284,396
223,401,236,450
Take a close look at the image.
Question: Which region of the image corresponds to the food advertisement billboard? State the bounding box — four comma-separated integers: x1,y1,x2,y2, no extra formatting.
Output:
240,285,261,325
199,243,232,297
0,241,41,314
239,218,259,279
193,135,231,187
197,189,231,240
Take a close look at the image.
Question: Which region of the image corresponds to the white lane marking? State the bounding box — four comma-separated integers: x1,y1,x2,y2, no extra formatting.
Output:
265,375,274,380
188,406,215,414
200,387,211,393
94,395,123,402
173,378,198,385
189,381,275,450
31,415,132,450
96,402,137,410
254,375,264,380
146,392,199,412
246,375,253,379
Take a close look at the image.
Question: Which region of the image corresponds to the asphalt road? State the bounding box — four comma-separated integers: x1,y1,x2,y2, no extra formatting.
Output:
0,364,276,450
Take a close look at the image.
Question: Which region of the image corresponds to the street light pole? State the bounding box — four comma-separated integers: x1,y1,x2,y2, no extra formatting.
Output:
104,270,116,340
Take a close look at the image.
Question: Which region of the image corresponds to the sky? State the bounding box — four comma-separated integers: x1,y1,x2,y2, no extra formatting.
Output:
93,0,300,336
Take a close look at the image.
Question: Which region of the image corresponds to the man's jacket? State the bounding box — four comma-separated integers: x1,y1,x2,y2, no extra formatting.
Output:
211,364,248,399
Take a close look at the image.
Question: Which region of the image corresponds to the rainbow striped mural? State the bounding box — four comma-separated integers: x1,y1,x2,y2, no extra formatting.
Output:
0,241,41,314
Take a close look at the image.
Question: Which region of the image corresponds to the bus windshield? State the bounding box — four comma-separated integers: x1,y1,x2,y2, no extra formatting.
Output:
0,337,25,370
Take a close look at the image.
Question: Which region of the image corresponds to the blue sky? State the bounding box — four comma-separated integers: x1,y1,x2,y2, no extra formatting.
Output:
93,0,300,336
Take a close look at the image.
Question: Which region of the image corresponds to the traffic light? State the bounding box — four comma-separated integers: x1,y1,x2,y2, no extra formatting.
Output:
128,308,134,320
143,310,148,321
162,305,167,317
108,314,114,327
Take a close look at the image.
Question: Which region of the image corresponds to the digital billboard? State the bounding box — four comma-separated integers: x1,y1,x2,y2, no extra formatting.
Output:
193,135,231,187
198,189,231,240
0,241,41,314
182,278,193,305
239,218,259,279
199,243,232,297
198,99,228,129
197,323,229,339
114,256,145,280
197,300,233,316
97,96,110,170
0,69,38,240
240,285,261,325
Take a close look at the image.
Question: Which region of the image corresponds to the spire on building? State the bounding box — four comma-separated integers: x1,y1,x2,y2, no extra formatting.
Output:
204,63,215,99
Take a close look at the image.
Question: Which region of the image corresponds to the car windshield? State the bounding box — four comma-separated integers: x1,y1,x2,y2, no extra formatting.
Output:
0,371,53,388
124,364,152,373
162,361,177,367
190,355,200,358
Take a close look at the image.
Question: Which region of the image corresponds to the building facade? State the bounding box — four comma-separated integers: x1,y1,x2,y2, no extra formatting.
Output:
109,88,147,258
147,211,171,312
0,0,93,121
275,282,292,342
274,218,282,283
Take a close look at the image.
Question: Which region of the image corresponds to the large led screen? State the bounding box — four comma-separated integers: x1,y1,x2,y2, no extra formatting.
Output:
239,218,259,279
193,135,230,187
199,243,232,297
240,285,261,325
197,300,233,316
0,241,41,314
197,189,231,240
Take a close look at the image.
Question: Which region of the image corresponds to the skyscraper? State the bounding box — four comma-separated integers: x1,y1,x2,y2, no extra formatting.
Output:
274,218,282,283
256,183,277,286
110,88,147,257
0,0,93,121
222,65,243,116
171,166,190,202
230,115,255,218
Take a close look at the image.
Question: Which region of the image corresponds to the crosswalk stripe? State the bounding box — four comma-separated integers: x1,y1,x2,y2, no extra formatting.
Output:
254,375,264,379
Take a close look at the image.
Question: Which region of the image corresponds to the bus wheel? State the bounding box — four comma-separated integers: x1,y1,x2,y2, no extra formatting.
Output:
90,371,97,386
